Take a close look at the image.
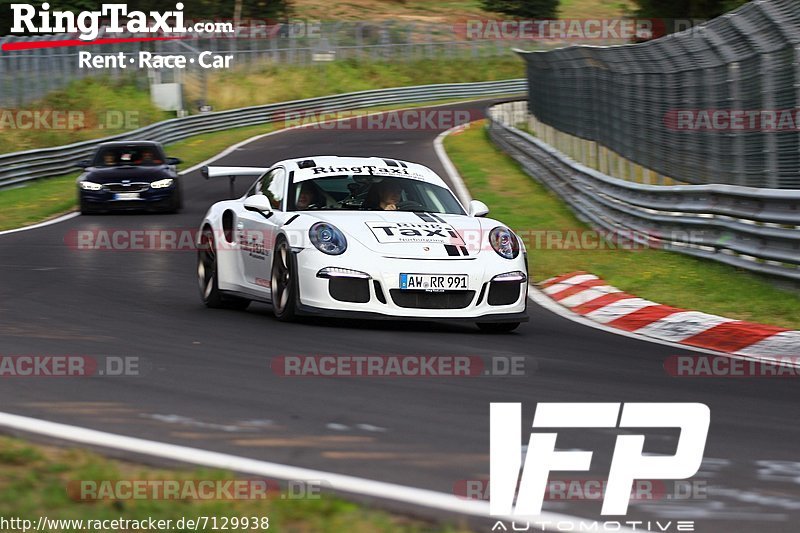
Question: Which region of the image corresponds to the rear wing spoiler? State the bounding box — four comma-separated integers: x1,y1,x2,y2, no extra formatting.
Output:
202,165,269,197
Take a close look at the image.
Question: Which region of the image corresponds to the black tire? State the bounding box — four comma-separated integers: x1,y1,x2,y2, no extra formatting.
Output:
167,189,182,213
79,198,97,215
477,322,521,333
197,227,250,310
271,237,297,322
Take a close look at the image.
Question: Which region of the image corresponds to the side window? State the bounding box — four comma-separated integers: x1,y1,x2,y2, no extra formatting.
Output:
260,168,286,210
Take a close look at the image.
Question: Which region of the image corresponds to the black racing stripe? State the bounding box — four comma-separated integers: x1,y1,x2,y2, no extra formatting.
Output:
444,244,460,256
284,214,300,226
430,213,446,223
415,212,435,222
459,246,469,256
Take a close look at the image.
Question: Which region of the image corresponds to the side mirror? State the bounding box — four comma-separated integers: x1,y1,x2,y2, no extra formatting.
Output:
244,194,274,218
166,157,182,166
76,159,91,169
469,199,489,217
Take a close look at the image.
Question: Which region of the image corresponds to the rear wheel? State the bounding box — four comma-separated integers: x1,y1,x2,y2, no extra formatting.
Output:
271,238,297,321
197,227,250,310
477,322,520,333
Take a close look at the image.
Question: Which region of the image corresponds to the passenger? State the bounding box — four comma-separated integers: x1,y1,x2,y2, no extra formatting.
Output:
366,180,403,210
141,150,163,165
296,183,317,210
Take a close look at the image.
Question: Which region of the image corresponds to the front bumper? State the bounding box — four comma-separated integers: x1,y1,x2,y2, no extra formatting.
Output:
80,188,178,211
294,248,528,322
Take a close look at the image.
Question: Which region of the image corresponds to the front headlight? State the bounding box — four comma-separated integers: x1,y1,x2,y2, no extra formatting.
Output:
309,222,347,255
79,181,103,191
150,178,174,189
489,226,520,259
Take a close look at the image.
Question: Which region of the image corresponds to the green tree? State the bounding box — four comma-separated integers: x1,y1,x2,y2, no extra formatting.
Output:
481,0,559,19
630,0,749,20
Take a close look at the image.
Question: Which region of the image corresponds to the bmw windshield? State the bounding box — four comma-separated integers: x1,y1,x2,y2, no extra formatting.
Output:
289,176,465,215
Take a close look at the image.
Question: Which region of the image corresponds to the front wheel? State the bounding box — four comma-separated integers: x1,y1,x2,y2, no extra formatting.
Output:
271,238,297,321
477,322,520,333
79,198,98,215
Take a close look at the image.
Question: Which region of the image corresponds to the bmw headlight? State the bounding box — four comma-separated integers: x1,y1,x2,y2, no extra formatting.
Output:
489,226,520,259
79,181,103,191
309,222,347,255
150,178,174,189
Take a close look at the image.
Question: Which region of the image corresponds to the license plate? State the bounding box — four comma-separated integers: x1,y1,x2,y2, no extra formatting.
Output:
399,273,468,291
114,192,140,200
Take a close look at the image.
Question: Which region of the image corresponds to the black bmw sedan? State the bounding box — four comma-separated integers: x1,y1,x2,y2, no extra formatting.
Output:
76,141,183,214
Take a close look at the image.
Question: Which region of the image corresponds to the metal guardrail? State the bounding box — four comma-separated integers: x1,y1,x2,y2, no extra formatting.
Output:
488,101,800,281
0,79,526,189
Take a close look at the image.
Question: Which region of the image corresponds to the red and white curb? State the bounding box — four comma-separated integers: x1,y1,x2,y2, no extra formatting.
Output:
540,272,799,357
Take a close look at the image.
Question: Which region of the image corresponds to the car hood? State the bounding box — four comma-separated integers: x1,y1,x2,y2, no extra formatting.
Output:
82,166,173,184
303,211,485,259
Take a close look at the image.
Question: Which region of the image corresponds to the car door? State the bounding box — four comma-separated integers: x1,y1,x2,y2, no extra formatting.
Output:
238,167,288,290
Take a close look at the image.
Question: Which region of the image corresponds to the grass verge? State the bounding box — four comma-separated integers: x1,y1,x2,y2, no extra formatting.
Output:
444,122,800,329
1,58,524,155
0,435,468,532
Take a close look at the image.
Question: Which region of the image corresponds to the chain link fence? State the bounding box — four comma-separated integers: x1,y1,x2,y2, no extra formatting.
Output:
517,0,800,189
0,21,589,108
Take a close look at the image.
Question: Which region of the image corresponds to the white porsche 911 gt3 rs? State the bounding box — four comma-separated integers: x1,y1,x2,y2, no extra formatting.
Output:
197,156,528,332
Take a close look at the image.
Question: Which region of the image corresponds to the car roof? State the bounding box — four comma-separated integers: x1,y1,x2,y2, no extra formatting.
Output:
96,141,163,148
279,156,449,188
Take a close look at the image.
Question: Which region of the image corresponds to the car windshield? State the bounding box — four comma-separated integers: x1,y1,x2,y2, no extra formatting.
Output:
93,146,165,167
288,176,465,215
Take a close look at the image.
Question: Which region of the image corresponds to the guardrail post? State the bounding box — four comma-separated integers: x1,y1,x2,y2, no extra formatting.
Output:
795,45,800,189
728,62,746,186
761,53,779,189
0,37,6,107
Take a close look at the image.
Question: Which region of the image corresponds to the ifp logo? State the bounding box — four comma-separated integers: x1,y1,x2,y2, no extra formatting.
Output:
490,403,710,516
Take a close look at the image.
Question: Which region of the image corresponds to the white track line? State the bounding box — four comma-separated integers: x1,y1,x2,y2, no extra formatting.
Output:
0,211,80,237
0,411,632,531
435,127,473,206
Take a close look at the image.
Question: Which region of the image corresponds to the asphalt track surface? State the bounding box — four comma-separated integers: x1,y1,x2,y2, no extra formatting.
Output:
0,101,798,532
